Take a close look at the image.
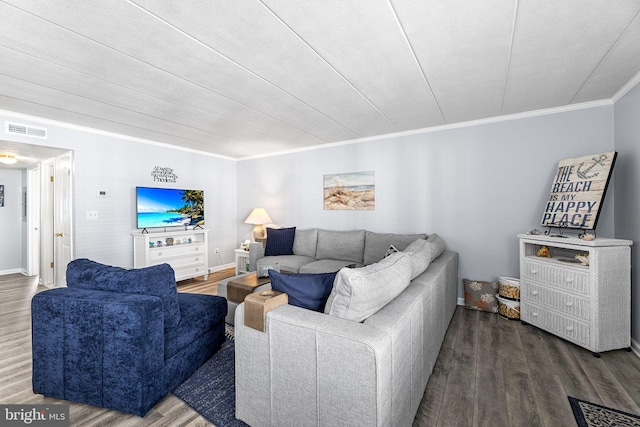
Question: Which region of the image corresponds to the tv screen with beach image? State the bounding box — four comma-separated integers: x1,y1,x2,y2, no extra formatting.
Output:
136,187,204,229
324,171,375,210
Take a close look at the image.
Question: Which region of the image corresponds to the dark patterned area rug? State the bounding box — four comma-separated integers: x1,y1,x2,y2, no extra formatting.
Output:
174,325,248,427
569,396,640,426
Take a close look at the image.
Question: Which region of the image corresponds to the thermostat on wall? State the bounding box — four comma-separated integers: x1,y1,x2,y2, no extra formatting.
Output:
96,190,109,198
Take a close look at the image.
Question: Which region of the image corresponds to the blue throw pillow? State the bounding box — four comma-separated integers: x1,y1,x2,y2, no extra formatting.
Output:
66,258,181,329
264,227,296,256
268,270,337,312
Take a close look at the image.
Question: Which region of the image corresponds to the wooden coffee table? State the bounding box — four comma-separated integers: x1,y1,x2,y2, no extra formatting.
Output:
226,272,272,304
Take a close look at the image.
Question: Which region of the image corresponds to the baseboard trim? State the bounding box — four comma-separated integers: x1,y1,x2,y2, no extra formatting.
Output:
209,263,234,274
457,297,465,306
0,268,25,276
631,338,640,360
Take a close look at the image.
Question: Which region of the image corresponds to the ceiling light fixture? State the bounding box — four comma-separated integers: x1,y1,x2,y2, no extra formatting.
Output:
0,154,17,165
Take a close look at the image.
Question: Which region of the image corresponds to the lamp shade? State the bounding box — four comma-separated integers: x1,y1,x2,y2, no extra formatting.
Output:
244,208,273,225
244,208,273,240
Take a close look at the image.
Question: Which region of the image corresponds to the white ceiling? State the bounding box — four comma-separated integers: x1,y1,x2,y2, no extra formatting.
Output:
0,139,67,169
1,1,640,160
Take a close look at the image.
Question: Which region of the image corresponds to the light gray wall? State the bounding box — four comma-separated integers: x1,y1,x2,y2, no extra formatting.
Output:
1,112,238,270
0,168,23,273
237,106,616,301
614,83,640,345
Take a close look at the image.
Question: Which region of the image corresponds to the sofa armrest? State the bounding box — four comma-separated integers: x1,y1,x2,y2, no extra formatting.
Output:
249,242,265,271
32,288,165,416
235,303,393,427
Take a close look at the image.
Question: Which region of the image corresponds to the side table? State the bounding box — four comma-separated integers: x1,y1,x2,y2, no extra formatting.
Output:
217,272,272,325
227,273,272,304
234,249,251,276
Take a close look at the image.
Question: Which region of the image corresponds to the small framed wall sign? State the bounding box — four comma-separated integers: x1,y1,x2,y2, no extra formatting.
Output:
541,151,616,231
0,185,4,207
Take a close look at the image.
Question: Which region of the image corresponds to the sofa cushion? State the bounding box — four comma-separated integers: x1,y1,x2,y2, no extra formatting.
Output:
316,229,366,263
363,232,427,265
265,227,296,256
403,239,432,279
426,233,446,261
299,259,363,274
66,258,181,329
269,270,338,312
292,228,318,258
325,252,412,322
164,293,227,359
257,255,316,274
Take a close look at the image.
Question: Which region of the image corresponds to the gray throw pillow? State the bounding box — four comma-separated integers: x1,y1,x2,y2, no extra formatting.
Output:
426,233,445,261
403,239,432,279
363,231,427,265
325,252,411,322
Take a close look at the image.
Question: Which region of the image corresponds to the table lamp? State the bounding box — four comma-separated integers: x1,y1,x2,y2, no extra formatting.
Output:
244,208,273,240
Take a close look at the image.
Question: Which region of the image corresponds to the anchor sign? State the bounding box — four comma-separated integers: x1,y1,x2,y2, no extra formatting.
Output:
541,151,616,231
576,154,608,180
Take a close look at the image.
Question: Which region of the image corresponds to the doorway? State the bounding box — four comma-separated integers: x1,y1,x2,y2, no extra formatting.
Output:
0,140,73,287
37,152,74,288
26,165,40,277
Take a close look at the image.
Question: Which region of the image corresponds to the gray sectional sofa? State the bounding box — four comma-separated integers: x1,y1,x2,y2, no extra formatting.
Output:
251,228,429,273
234,228,459,426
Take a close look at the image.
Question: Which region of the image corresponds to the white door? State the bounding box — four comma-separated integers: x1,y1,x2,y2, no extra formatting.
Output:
40,159,55,287
27,166,40,277
54,152,73,287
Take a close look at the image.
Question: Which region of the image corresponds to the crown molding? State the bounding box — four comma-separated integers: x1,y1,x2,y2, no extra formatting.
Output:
238,99,613,161
611,69,640,103
0,109,235,161
1,97,616,163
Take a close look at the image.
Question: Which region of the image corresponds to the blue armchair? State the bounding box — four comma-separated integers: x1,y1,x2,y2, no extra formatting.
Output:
31,259,227,416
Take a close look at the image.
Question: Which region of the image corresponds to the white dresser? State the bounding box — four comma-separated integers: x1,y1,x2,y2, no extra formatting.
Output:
518,234,631,355
133,229,209,281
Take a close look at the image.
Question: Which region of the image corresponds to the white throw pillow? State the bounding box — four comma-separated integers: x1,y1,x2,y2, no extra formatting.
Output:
403,239,432,279
426,233,445,261
325,252,412,322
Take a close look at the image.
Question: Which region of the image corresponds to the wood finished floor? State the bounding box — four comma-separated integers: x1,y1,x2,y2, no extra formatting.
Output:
1,271,639,426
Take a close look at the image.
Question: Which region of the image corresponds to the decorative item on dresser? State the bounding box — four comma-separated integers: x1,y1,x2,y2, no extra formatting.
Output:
133,229,209,281
518,234,632,357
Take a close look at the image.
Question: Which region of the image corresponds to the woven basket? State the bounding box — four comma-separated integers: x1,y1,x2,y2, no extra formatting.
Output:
498,276,520,301
497,294,520,320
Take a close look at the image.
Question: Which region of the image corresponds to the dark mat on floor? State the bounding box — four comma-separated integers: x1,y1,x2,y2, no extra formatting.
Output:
569,396,640,427
174,337,248,427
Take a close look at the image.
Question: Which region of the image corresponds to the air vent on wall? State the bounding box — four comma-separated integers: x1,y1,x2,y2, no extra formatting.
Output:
5,122,47,139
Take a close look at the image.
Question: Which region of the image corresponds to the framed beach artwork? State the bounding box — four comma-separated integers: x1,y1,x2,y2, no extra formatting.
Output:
323,171,375,210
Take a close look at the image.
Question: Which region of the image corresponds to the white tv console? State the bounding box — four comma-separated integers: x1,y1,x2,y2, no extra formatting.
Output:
133,229,209,281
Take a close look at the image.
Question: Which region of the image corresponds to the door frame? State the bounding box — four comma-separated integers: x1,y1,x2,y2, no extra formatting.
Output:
26,165,40,277
54,151,73,287
36,151,73,288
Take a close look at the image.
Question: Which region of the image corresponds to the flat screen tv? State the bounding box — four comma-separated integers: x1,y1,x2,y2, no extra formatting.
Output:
136,187,204,230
